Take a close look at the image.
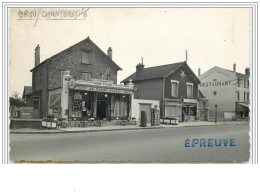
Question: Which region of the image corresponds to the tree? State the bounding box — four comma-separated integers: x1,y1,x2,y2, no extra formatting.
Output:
9,91,26,108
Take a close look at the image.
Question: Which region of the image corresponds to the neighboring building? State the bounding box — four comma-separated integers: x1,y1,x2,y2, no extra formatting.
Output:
131,99,160,123
197,90,209,121
198,64,250,121
24,37,134,120
22,86,32,104
122,61,202,121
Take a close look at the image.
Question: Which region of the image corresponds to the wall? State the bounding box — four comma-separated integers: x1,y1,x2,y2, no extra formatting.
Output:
131,98,160,120
31,39,119,118
133,78,163,113
199,66,237,112
48,40,118,90
236,75,250,103
31,64,48,117
164,66,199,100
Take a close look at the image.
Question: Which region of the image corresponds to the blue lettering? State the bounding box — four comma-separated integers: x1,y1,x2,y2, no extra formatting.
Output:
215,138,222,146
192,139,199,147
223,139,228,146
230,139,236,146
200,139,207,147
208,139,213,147
185,138,190,147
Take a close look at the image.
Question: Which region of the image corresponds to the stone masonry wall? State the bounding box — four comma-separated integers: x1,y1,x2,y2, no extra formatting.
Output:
48,40,118,90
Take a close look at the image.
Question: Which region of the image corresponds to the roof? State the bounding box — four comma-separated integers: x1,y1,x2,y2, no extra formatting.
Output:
22,86,32,99
121,62,184,83
201,66,249,78
25,89,42,97
30,37,122,72
121,61,201,84
198,90,206,98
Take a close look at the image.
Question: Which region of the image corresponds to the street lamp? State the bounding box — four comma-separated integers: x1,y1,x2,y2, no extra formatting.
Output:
123,95,125,119
215,105,218,124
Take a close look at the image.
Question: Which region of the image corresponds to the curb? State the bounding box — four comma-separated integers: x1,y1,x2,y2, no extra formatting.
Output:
10,122,248,134
10,126,164,134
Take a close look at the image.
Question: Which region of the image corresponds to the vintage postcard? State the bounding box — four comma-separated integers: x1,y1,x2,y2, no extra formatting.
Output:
6,4,256,163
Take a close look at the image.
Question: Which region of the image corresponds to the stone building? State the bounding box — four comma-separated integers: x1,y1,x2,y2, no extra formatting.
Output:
198,64,250,121
24,37,134,120
122,61,204,121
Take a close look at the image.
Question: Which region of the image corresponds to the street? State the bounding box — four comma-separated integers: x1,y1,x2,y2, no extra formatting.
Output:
9,124,250,163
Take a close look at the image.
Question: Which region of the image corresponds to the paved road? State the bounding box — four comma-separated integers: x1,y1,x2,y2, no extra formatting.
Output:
9,124,250,163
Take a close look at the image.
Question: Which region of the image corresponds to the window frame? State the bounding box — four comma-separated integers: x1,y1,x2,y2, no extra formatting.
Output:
171,80,179,98
186,82,194,98
81,72,91,81
81,51,91,65
33,96,40,110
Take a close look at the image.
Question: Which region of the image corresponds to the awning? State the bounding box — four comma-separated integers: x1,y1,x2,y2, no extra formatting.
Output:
237,102,249,108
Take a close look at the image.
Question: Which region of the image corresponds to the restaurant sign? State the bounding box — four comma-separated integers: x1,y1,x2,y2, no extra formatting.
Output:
200,80,232,87
74,86,132,94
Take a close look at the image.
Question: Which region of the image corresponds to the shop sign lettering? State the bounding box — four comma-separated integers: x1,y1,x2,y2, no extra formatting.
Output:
75,86,132,94
200,80,231,87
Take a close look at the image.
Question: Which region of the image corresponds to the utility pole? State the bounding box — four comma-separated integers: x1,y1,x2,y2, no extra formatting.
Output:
185,50,188,63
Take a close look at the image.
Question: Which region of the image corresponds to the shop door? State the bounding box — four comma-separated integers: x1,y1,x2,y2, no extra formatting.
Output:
97,100,107,119
140,104,151,123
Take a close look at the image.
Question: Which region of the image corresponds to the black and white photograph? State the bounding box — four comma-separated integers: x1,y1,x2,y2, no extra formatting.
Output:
6,5,254,163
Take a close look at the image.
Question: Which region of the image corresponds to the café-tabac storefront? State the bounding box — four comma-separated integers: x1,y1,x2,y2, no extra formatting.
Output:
49,73,135,121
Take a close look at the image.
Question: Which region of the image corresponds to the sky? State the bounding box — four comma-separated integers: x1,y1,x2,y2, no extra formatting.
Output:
9,7,250,96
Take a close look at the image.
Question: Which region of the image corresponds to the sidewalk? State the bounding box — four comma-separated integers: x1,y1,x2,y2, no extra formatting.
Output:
10,121,249,134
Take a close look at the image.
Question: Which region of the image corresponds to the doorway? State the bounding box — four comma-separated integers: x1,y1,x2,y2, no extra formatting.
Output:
97,100,107,119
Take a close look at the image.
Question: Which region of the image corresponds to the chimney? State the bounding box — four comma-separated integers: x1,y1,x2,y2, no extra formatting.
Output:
35,44,40,67
107,47,112,59
245,68,250,76
198,67,201,76
233,63,236,72
136,58,145,79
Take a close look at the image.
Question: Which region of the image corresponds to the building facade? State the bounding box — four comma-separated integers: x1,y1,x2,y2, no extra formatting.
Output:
198,64,250,121
24,37,134,120
122,61,202,121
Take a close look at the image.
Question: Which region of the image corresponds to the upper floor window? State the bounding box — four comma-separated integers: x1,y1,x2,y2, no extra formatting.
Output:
187,83,193,98
171,80,179,97
213,91,217,96
82,72,91,81
247,80,249,89
237,92,240,101
202,101,206,109
82,51,91,65
237,77,241,87
101,74,106,80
